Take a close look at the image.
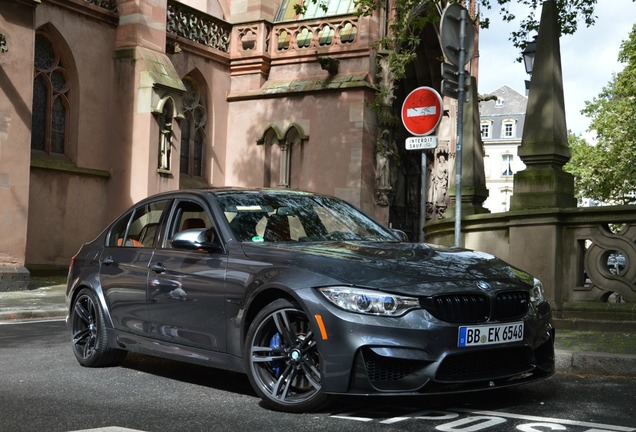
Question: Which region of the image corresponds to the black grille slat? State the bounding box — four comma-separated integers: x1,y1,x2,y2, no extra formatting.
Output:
494,291,529,320
436,346,533,382
362,350,424,382
422,290,530,324
429,294,489,323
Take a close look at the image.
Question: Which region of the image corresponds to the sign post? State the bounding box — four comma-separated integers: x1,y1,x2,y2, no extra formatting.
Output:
440,3,473,248
401,87,443,242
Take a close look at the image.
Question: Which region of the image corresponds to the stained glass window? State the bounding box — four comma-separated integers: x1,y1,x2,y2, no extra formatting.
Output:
31,33,69,155
180,77,207,178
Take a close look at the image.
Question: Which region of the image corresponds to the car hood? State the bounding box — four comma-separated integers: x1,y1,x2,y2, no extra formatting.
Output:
240,241,534,296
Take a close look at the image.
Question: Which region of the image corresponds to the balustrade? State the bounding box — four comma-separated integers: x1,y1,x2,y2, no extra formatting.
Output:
272,17,358,53
424,206,636,307
82,0,117,12
233,15,359,58
572,219,636,303
167,0,231,53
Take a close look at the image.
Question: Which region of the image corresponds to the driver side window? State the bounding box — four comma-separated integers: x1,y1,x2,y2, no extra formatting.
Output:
167,200,217,248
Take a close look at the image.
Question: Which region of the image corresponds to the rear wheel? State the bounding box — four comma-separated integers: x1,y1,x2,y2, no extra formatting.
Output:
70,289,126,367
244,298,329,412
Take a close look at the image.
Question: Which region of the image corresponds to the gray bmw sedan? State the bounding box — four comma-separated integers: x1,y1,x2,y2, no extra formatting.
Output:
66,188,555,412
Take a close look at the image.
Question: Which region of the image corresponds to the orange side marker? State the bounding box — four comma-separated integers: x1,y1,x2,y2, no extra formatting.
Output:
314,314,329,340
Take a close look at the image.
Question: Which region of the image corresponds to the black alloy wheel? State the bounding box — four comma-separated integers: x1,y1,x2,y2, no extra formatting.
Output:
245,298,329,412
70,289,126,367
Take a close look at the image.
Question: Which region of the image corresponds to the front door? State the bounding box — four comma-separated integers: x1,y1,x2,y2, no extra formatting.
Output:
146,199,228,351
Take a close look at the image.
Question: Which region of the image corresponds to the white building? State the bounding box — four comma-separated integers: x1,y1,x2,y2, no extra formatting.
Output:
480,86,527,213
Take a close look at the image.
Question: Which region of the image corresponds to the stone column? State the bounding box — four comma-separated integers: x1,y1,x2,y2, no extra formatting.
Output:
510,0,576,210
448,76,490,217
0,0,39,290
111,0,185,209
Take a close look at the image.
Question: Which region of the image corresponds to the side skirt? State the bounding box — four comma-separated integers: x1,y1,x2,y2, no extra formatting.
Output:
108,328,246,373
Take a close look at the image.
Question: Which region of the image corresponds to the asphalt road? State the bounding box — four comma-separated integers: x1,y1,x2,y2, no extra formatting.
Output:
1,320,634,432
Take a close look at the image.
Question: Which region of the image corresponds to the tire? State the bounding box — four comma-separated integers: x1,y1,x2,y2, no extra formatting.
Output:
70,288,126,367
244,298,329,412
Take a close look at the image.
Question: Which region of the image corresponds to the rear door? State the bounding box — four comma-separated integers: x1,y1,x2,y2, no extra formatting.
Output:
146,198,228,351
99,199,171,335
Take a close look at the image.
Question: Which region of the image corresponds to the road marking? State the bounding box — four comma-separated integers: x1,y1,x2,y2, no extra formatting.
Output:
452,408,636,432
68,428,147,432
331,408,636,431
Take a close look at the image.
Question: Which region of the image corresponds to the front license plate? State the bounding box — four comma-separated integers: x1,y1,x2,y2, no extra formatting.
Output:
458,322,524,347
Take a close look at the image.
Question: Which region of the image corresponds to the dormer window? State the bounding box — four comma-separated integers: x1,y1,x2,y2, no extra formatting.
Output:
502,120,516,138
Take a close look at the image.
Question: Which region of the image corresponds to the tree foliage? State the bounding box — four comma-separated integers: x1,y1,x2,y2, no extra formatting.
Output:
293,1,606,84
348,0,605,83
564,25,636,204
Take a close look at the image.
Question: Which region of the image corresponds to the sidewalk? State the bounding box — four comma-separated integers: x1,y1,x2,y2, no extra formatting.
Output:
1,282,635,378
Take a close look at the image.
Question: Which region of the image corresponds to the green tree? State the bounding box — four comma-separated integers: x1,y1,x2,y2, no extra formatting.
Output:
349,0,605,82
564,24,636,204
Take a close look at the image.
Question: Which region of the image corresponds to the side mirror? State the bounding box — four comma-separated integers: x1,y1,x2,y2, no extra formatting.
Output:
171,228,222,252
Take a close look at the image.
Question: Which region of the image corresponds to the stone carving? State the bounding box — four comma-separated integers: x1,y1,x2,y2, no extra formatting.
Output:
0,34,7,54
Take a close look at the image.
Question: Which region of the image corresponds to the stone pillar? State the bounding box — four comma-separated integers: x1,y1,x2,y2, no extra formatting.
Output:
0,0,39,290
510,0,576,210
448,76,490,217
111,0,185,210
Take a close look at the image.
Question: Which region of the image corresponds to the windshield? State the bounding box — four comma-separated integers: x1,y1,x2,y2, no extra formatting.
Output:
214,191,398,243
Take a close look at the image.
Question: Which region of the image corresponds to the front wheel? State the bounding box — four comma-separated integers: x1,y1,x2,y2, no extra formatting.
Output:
70,288,126,367
244,298,329,412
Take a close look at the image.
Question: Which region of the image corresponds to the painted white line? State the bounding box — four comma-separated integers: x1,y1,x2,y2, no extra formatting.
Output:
452,408,636,432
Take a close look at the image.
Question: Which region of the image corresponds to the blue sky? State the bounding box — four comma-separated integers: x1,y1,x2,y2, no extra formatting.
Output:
478,0,636,138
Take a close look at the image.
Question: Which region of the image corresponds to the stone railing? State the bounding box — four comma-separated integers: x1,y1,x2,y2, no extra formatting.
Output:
82,0,117,12
166,0,231,53
423,206,636,310
233,15,360,58
566,210,636,304
272,16,359,53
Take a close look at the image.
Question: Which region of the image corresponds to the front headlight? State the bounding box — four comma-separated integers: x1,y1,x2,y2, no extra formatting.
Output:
530,278,546,305
318,287,420,316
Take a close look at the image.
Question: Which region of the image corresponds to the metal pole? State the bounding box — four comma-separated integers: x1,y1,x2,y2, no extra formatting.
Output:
420,152,427,242
454,9,467,248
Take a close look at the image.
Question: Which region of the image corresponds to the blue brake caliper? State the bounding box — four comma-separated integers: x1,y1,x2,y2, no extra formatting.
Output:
269,332,283,378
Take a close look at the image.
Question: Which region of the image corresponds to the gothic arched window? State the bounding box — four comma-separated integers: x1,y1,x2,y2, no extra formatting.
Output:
31,33,70,155
180,77,207,177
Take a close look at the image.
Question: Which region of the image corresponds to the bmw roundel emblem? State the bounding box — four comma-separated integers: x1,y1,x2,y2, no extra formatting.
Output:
477,281,491,290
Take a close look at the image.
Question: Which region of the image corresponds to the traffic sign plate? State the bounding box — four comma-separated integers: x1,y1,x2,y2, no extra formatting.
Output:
405,136,438,150
440,3,475,67
401,87,444,136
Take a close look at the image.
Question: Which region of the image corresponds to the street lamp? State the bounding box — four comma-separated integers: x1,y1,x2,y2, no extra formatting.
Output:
522,36,537,75
522,36,537,93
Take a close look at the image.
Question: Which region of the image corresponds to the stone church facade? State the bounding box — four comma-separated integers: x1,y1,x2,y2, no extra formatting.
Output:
0,0,470,288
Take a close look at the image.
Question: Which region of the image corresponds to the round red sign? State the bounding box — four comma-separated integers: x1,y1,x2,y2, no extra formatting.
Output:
401,86,444,136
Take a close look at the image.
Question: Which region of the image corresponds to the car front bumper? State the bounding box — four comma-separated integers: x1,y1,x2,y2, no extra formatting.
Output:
298,288,555,395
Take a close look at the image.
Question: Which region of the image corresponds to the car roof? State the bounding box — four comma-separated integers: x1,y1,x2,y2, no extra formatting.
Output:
137,188,320,203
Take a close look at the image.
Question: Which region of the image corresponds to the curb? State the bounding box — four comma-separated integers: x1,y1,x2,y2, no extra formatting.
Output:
0,306,66,322
556,349,636,377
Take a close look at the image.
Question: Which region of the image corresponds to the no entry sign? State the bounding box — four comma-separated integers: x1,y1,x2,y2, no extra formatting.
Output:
401,86,444,136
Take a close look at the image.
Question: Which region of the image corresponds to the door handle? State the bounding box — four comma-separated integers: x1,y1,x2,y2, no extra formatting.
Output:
101,256,114,265
151,262,166,273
